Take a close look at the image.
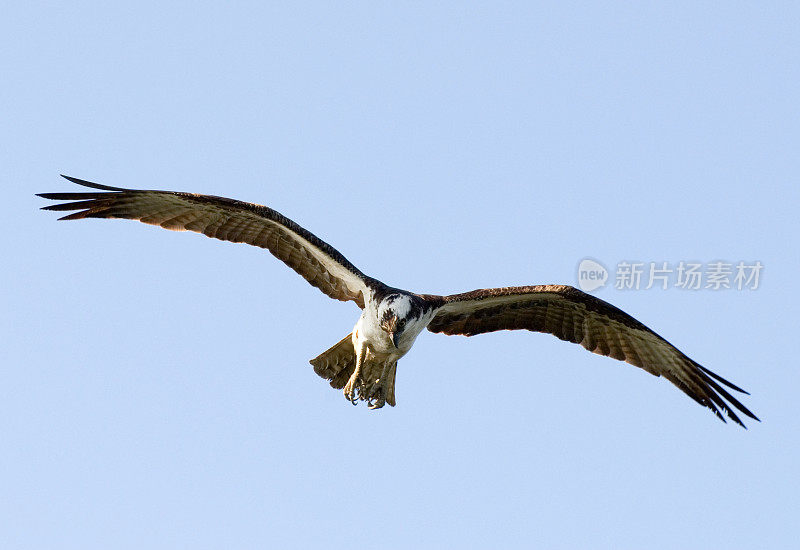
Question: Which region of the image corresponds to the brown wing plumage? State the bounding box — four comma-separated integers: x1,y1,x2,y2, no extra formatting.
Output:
426,284,758,427
39,175,377,307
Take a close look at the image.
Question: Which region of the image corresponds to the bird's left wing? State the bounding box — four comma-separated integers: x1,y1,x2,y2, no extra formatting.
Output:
425,284,758,427
39,175,377,307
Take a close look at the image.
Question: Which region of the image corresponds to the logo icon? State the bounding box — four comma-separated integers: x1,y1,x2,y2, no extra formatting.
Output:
577,258,608,292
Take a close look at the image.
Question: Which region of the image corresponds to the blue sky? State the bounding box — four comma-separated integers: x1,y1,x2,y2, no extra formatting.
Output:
2,2,798,548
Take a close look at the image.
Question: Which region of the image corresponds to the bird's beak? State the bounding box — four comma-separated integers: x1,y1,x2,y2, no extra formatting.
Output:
391,332,399,348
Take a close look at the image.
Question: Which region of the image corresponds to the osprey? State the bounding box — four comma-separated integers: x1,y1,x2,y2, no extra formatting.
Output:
39,175,758,427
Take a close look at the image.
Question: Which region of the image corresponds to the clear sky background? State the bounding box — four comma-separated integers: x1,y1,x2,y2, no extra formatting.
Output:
2,2,798,548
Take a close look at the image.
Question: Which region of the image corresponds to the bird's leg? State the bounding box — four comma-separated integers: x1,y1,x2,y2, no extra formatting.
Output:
367,360,395,410
343,341,367,405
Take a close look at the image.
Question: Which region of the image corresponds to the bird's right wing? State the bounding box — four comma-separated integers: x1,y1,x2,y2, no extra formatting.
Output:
39,175,380,307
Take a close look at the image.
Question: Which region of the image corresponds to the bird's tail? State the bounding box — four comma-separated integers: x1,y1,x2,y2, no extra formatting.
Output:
309,334,397,406
310,333,357,390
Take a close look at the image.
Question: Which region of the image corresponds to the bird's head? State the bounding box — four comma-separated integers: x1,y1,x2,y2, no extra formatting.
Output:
378,294,414,348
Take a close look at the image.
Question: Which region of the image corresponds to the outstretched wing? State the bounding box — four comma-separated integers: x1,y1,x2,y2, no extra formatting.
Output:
426,284,758,427
39,175,379,307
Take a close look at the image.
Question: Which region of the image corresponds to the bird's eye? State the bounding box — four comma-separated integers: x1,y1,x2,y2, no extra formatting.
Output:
398,320,406,329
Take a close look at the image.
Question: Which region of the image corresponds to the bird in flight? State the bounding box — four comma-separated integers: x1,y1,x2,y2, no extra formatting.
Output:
39,175,758,426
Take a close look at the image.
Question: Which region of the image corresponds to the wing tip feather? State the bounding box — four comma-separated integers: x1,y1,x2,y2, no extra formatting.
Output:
60,174,126,191
696,364,750,395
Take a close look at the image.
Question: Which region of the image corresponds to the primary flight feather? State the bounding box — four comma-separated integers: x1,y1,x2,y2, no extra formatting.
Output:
39,175,759,427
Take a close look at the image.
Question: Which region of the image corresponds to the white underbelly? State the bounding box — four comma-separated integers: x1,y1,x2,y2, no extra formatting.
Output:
353,314,410,358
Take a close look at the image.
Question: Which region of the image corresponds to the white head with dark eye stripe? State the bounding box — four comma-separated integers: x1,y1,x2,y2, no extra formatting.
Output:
378,294,416,348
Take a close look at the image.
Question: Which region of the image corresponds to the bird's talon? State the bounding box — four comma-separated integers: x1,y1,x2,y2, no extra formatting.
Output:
343,380,359,405
368,398,385,410
365,382,385,409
